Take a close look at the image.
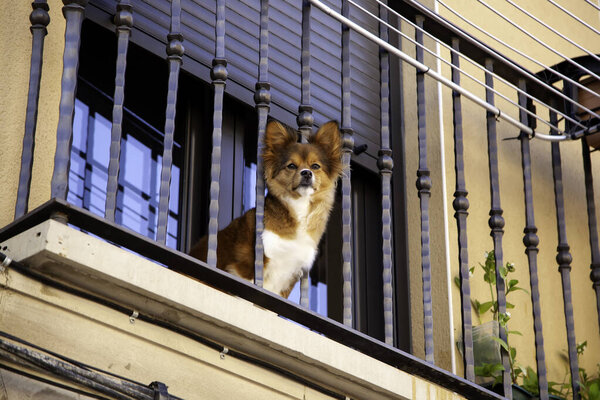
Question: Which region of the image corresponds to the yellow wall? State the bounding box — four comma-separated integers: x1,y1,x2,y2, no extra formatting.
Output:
0,0,598,390
0,0,64,227
424,0,600,385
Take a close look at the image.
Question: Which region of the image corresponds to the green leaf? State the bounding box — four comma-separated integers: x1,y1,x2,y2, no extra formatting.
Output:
589,382,600,400
471,299,481,317
506,302,515,309
484,269,496,284
498,312,511,326
478,301,494,315
485,252,495,270
506,279,529,294
491,336,509,352
509,286,530,295
475,363,505,378
521,367,540,395
454,276,460,289
507,330,523,336
499,266,508,280
488,363,505,374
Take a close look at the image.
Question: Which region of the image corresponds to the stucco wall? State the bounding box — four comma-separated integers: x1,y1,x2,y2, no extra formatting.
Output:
0,0,64,227
434,0,600,384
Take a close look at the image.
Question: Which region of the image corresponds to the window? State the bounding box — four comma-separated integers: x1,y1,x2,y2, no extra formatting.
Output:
69,81,182,249
69,21,183,249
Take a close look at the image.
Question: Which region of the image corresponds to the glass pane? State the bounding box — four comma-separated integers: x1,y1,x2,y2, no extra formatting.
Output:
68,97,181,250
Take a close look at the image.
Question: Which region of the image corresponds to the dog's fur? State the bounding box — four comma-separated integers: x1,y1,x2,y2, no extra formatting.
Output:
190,120,343,297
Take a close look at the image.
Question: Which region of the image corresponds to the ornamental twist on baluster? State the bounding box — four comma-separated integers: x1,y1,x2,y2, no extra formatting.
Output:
297,0,312,307
207,0,228,268
450,38,474,382
549,107,580,399
415,15,434,364
254,0,271,287
518,80,548,400
581,139,600,334
484,59,512,398
341,0,354,328
15,0,51,219
105,0,133,222
379,0,394,347
51,0,87,202
156,0,183,244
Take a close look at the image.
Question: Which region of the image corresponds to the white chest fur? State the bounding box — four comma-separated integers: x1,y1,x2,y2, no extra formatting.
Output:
262,192,317,295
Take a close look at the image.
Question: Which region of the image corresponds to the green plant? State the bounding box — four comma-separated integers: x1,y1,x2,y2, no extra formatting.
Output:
457,251,600,400
551,341,600,400
455,251,527,325
455,251,528,384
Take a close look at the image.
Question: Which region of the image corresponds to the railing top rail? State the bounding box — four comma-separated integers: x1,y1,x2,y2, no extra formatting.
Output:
312,0,572,142
392,0,567,110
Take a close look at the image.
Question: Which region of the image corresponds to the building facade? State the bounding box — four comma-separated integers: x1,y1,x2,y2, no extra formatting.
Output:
1,0,599,399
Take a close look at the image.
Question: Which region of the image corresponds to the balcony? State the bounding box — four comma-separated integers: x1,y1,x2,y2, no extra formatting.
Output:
1,0,599,399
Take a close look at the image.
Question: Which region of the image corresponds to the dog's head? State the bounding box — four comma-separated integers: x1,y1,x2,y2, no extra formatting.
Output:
263,120,343,199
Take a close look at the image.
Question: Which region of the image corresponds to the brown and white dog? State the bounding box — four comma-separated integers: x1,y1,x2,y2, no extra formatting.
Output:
190,120,343,297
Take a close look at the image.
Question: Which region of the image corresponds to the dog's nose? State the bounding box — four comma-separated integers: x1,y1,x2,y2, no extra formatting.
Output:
300,169,312,178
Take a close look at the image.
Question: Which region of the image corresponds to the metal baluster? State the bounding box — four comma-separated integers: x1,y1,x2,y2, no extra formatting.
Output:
105,0,132,222
484,59,511,398
207,0,228,267
415,16,434,363
156,0,184,244
582,137,600,332
297,0,312,307
450,39,474,381
563,78,600,333
340,0,353,327
15,0,51,219
379,1,394,346
517,80,548,400
254,0,270,287
549,108,580,399
50,0,87,201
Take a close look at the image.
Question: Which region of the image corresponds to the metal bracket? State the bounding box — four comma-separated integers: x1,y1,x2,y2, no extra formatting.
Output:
219,347,229,360
0,253,12,272
129,310,139,324
150,381,169,400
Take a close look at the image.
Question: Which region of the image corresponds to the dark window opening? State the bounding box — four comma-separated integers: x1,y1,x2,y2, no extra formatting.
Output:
69,20,184,249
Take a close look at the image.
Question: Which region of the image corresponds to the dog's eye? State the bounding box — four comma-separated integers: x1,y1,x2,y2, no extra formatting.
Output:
311,163,321,170
287,163,297,170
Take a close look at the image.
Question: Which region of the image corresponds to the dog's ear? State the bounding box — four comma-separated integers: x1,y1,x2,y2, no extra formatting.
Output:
310,120,343,177
311,120,342,153
264,120,297,152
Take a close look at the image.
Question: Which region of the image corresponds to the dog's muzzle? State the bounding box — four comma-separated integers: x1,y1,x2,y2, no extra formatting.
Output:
299,169,313,187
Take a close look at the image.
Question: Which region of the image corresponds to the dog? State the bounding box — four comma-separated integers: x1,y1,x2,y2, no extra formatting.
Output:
190,120,343,298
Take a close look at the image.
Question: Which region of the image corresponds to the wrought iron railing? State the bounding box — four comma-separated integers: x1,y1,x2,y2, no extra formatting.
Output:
7,0,600,399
